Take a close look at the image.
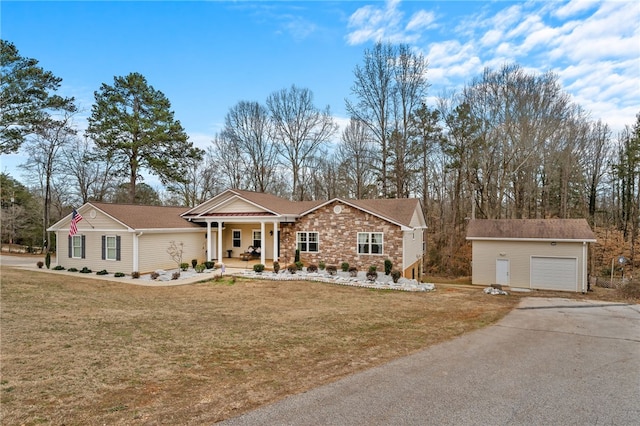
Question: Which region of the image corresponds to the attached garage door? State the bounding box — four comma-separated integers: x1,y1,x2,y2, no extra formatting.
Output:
530,257,577,291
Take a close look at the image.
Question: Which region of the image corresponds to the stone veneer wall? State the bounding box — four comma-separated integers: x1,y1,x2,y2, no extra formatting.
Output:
279,201,404,273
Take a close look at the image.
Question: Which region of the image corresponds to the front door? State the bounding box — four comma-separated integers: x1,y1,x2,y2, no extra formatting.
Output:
496,258,509,285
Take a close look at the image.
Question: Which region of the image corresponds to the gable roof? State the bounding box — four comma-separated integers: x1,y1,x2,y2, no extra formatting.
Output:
181,189,323,218
466,219,596,242
299,197,426,230
89,202,202,230
47,202,203,232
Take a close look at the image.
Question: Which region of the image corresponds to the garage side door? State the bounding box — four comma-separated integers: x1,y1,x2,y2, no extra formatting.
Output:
530,257,577,291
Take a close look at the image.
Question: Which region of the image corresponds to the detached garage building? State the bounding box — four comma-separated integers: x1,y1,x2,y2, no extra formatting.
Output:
466,219,596,293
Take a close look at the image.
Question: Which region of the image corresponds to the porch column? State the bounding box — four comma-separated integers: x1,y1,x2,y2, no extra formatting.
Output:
217,222,223,265
206,221,212,262
272,222,279,262
260,221,266,265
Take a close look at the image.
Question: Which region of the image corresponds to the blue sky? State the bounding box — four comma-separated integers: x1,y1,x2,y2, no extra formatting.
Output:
2,0,639,182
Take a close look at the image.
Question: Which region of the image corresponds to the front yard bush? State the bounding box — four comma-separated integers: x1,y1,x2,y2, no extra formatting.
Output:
52,265,65,270
384,259,393,275
295,261,304,270
287,264,297,274
36,261,44,269
318,261,326,270
341,262,349,272
68,267,78,272
96,269,109,275
253,264,265,273
191,259,198,268
180,262,189,271
79,267,92,274
348,266,358,277
150,272,160,280
172,271,180,280
131,271,140,279
306,264,318,273
326,265,337,275
114,272,125,278
366,265,378,282
273,261,280,273
391,270,402,283
204,261,215,269
195,264,206,273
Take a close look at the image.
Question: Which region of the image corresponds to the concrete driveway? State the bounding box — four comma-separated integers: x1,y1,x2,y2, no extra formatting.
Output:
222,297,640,425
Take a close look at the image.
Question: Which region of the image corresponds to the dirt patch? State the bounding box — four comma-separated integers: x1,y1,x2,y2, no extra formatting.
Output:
0,266,631,425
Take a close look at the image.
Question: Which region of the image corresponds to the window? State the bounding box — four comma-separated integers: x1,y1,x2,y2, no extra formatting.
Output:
252,230,261,248
232,230,242,248
297,231,319,252
72,235,83,258
105,236,117,260
101,235,121,261
357,232,383,255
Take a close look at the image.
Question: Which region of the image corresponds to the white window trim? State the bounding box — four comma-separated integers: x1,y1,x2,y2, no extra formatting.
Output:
105,235,117,261
232,229,242,248
357,232,384,255
252,229,261,248
297,231,319,253
72,235,83,259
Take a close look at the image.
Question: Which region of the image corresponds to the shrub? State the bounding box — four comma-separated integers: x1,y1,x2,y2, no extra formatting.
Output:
36,261,44,269
195,264,206,273
45,252,51,269
295,260,304,270
180,262,189,271
150,272,160,280
53,265,65,270
191,259,198,268
114,272,125,278
294,249,300,263
273,261,280,273
96,269,109,275
341,262,349,272
319,261,326,270
391,270,402,283
326,265,337,275
79,267,92,274
287,264,297,274
68,267,78,272
204,261,215,269
348,266,358,277
384,259,393,275
131,271,140,279
366,265,378,282
307,264,318,273
253,263,265,273
172,271,180,280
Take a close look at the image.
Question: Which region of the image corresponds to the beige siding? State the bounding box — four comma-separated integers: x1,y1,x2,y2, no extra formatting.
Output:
138,232,207,273
53,230,134,274
471,240,586,289
402,230,424,277
219,223,276,260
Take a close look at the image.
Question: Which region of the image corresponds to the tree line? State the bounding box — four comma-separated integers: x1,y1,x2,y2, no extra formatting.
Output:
1,39,638,275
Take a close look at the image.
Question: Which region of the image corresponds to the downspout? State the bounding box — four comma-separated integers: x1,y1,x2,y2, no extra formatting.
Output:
582,241,587,293
133,232,143,272
207,221,212,262
260,221,266,265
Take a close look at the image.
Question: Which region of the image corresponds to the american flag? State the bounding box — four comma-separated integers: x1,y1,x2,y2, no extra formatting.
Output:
69,209,83,236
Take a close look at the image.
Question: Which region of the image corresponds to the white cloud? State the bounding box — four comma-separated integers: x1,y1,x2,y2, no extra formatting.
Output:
553,0,598,19
406,10,436,32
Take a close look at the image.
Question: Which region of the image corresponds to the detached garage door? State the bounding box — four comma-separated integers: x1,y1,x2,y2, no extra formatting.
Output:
531,257,577,291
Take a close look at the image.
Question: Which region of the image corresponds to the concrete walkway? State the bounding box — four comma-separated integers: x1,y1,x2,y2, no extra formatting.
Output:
221,297,640,426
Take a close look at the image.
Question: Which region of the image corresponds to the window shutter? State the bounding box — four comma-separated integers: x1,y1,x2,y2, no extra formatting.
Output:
101,235,106,260
81,235,86,259
116,236,121,261
68,235,72,258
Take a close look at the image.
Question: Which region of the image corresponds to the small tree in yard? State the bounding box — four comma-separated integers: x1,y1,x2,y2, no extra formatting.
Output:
167,240,184,273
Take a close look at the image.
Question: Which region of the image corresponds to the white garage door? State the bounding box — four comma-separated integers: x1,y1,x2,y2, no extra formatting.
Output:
531,257,577,291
